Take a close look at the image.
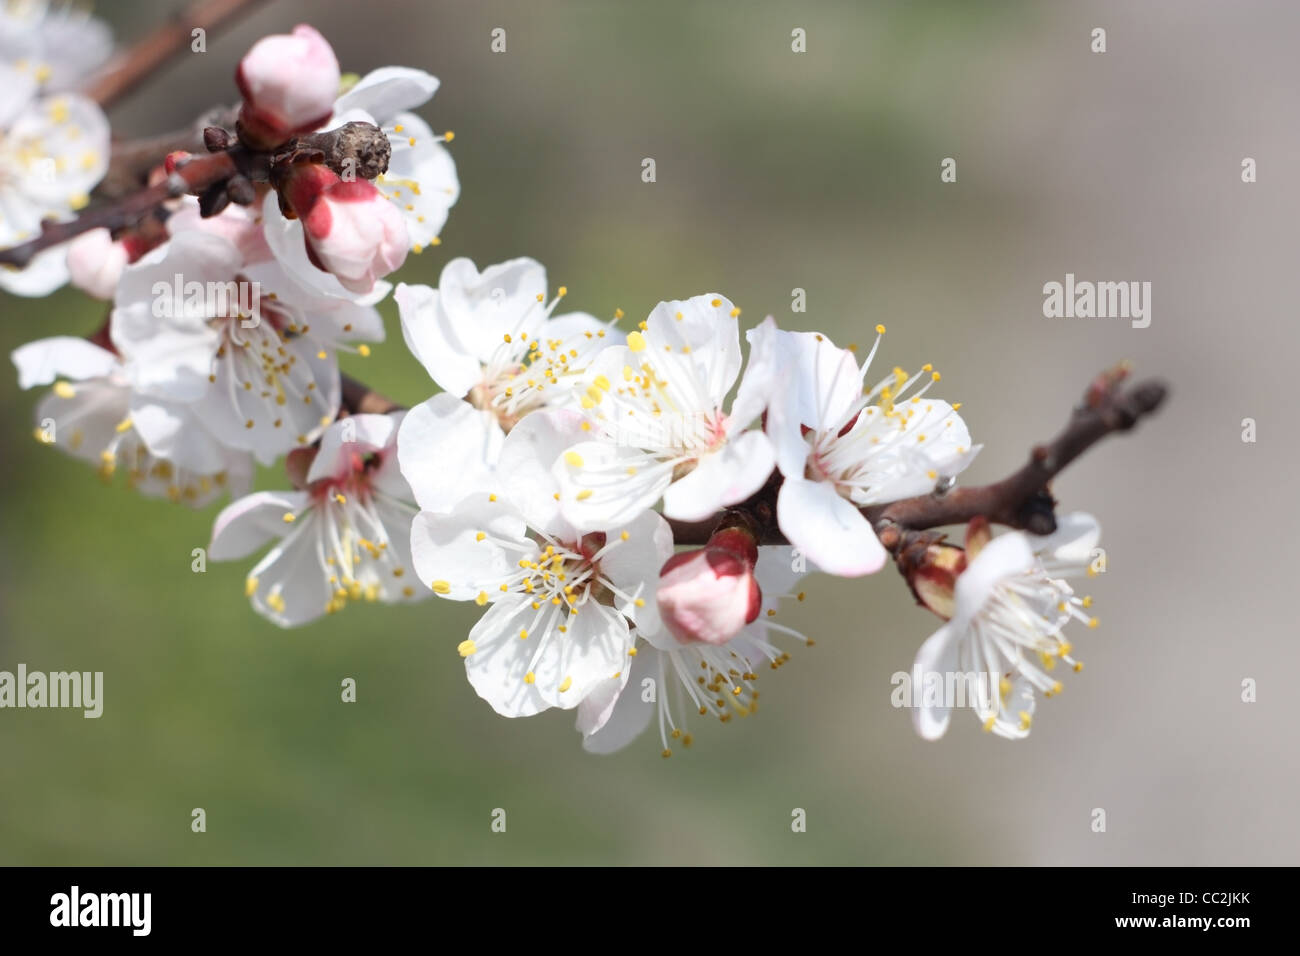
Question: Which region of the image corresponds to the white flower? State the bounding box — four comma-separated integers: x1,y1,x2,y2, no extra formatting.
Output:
554,298,777,529
12,336,252,505
579,545,811,756
410,408,673,718
109,229,384,464
209,412,426,626
330,66,458,251
396,256,613,513
764,324,978,576
0,0,113,92
910,512,1101,741
0,69,109,296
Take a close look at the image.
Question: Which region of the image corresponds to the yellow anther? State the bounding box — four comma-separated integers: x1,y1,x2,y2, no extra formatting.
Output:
282,512,296,523
431,580,451,594
627,331,646,352
457,640,476,657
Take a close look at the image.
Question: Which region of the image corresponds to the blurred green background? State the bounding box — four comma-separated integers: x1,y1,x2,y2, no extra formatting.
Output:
2,0,1296,864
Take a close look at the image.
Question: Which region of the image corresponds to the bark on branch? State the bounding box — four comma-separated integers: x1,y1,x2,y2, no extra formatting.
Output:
341,365,1168,553
81,0,273,110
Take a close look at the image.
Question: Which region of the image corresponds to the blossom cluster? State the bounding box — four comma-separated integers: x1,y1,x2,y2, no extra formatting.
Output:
3,18,1105,755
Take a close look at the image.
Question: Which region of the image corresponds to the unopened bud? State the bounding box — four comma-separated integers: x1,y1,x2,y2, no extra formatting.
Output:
278,162,408,293
657,526,761,646
235,24,340,151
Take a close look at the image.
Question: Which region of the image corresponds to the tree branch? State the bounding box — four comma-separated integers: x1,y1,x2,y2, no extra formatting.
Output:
0,152,237,270
668,364,1168,548
81,0,273,110
341,374,402,416
99,107,239,198
340,364,1168,552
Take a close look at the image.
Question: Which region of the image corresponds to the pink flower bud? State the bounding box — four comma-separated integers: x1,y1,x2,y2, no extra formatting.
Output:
235,25,340,150
281,163,408,293
163,150,191,174
66,228,130,301
657,528,761,647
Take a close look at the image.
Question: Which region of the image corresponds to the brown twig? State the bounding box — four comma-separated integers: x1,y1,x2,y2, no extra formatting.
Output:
0,152,239,269
340,365,1168,552
100,107,239,198
81,0,273,110
866,371,1167,548
341,374,403,416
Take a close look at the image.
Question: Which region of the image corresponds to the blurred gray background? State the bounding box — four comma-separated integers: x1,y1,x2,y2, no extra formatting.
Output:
0,0,1296,864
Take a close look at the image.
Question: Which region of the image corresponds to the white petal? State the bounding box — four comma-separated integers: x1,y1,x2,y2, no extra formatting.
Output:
394,282,479,397
408,497,528,601
951,533,1036,632
661,429,774,522
244,511,333,627
436,256,548,362
397,393,503,513
529,600,633,711
911,623,959,740
580,649,655,754
731,316,779,429
110,232,240,400
11,336,117,388
461,598,551,718
596,509,675,636
382,112,458,247
209,490,310,560
574,666,634,739
307,412,397,485
644,293,741,405
129,395,228,473
554,440,673,531
0,246,70,296
752,545,815,597
496,408,586,536
332,67,439,122
1029,511,1101,565
776,477,886,577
